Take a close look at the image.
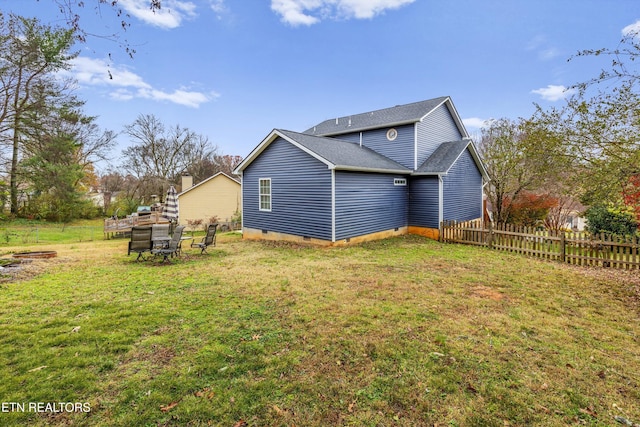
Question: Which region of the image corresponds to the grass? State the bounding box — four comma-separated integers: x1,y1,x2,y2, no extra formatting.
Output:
0,231,639,426
0,219,104,245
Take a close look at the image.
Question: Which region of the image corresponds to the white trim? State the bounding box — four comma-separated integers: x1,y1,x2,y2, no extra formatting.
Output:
418,97,469,139
438,175,444,225
414,123,418,170
239,172,244,230
177,172,239,197
259,178,271,212
331,170,336,242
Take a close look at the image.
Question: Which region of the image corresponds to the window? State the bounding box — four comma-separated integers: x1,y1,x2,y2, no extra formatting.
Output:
259,178,271,211
394,178,407,186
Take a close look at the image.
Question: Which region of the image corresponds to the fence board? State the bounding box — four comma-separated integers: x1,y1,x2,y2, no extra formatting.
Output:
441,220,640,270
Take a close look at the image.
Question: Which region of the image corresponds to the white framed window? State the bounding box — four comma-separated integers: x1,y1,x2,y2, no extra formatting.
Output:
259,178,271,211
394,178,407,186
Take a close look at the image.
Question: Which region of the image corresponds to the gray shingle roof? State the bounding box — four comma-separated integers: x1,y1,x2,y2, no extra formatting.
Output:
304,96,449,136
278,129,411,174
415,140,471,174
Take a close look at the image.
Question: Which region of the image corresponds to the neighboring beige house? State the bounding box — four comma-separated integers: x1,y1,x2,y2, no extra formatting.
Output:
177,172,241,228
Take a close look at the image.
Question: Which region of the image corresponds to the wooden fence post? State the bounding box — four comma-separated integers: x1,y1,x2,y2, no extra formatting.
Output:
560,231,566,263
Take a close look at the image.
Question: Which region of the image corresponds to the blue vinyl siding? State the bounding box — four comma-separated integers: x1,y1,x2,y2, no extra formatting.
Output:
443,149,482,222
243,137,333,240
333,125,414,169
333,133,360,144
335,172,408,240
409,176,440,228
416,105,463,168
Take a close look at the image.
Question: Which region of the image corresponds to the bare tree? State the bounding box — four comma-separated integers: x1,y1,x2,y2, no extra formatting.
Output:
120,113,218,201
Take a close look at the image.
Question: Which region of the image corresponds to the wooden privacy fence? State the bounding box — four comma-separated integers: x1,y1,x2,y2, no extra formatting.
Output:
441,220,640,270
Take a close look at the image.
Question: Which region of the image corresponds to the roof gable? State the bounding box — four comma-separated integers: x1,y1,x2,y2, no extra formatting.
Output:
304,96,467,138
234,129,411,175
177,172,240,197
415,139,489,179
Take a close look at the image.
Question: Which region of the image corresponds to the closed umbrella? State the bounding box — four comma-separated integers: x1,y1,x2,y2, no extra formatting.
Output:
163,185,178,223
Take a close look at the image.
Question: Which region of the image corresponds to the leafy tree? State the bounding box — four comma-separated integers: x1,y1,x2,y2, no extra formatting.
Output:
532,26,640,208
0,13,76,214
478,118,567,225
584,203,638,236
505,191,557,228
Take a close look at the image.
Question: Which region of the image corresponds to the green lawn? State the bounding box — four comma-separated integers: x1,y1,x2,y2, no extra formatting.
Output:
0,232,639,426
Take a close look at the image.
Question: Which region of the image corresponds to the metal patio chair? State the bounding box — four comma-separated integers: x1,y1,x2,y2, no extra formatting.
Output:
127,225,153,261
191,223,218,254
152,225,186,262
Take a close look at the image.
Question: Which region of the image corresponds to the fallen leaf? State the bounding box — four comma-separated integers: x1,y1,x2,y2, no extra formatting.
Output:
467,383,478,394
233,420,247,427
579,406,597,418
71,326,81,333
348,400,356,413
195,387,215,399
27,365,47,372
160,400,180,412
252,334,262,340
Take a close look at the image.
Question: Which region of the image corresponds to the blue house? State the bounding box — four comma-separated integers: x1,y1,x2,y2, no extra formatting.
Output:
233,97,489,245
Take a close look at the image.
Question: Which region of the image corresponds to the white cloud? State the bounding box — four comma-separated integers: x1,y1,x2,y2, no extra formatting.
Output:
531,84,576,102
526,35,560,61
68,57,215,108
271,0,415,26
622,20,640,38
462,117,489,129
118,0,197,29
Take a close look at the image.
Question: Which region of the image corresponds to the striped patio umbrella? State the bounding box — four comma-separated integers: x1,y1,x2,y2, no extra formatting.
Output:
163,185,179,223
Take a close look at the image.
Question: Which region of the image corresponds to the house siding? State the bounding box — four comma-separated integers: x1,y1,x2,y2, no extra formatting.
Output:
178,175,240,226
416,105,463,168
408,176,440,229
243,137,333,240
443,149,483,222
335,171,408,241
329,124,415,169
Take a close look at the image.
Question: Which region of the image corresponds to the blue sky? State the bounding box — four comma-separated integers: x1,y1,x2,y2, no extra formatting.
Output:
4,0,639,167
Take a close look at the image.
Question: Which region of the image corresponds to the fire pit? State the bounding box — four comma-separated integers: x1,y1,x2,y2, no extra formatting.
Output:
12,251,57,259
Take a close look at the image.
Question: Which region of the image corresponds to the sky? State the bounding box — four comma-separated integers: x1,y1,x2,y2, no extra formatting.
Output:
2,0,639,170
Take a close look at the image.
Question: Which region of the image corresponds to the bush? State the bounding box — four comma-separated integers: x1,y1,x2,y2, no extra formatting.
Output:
584,204,639,236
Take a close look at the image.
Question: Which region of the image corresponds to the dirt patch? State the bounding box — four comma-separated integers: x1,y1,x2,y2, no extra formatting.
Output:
0,256,64,284
470,285,505,301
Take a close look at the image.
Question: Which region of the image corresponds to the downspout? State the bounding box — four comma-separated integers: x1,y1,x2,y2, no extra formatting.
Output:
414,124,418,170
239,172,244,232
439,175,444,226
359,132,363,147
331,169,336,242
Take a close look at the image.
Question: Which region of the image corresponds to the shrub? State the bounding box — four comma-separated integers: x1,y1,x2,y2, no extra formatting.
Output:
584,203,639,236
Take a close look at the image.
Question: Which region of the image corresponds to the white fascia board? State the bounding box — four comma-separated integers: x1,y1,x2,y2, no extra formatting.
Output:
278,133,336,169
332,166,412,174
317,120,417,137
417,97,469,139
233,129,281,174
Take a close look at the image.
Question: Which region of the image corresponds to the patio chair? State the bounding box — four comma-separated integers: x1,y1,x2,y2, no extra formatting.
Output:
151,223,171,249
128,225,152,261
191,223,218,254
152,225,186,262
